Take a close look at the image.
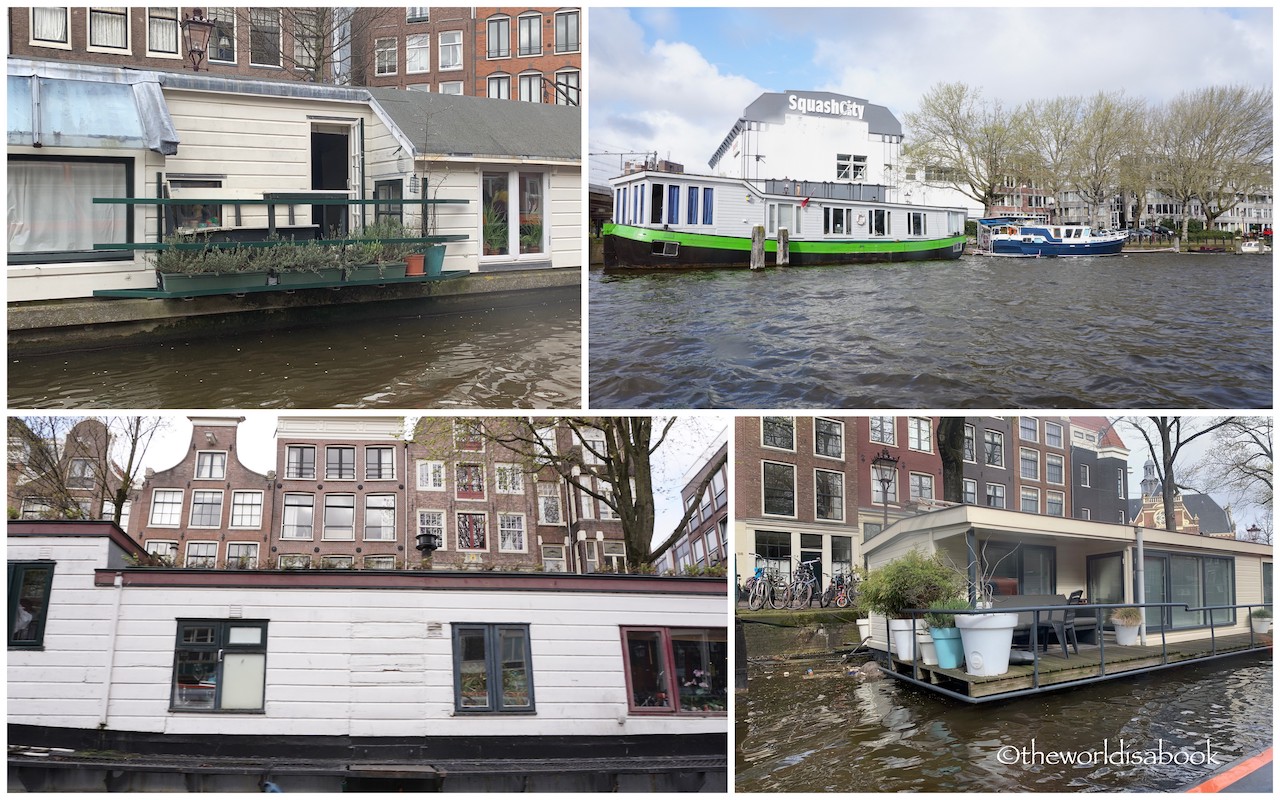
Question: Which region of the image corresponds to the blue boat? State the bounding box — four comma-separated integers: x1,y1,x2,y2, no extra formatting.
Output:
979,217,1127,257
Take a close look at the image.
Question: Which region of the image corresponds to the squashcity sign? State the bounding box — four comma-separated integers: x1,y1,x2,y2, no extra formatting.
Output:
787,94,865,119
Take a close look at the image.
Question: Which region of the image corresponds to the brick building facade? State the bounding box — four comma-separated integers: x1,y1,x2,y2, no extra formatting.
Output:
657,442,728,574
474,7,581,104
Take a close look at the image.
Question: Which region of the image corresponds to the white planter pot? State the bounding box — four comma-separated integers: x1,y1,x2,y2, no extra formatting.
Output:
889,619,917,659
1114,623,1140,646
915,631,938,665
1250,617,1271,635
856,618,872,643
955,611,1018,676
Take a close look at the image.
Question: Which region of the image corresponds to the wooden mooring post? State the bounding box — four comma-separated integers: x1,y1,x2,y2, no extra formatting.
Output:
750,225,766,269
777,228,790,265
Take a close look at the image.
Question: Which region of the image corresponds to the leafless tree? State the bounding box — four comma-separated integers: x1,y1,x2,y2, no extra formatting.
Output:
1122,416,1238,532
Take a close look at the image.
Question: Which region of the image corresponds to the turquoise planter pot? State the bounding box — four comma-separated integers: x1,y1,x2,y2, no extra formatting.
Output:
424,244,446,277
930,627,964,669
158,271,268,292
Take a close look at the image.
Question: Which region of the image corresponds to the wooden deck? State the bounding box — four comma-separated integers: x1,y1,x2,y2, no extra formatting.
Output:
889,632,1271,701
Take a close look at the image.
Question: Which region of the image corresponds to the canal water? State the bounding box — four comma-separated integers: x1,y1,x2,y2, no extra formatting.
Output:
9,291,580,409
589,253,1272,409
736,652,1272,792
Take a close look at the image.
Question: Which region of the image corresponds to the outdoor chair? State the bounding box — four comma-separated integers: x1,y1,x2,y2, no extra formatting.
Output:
1038,604,1079,658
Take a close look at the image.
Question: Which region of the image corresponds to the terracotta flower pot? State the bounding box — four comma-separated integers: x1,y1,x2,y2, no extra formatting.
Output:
405,253,426,276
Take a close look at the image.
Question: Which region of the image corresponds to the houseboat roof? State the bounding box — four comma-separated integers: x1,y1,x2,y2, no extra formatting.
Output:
367,87,580,164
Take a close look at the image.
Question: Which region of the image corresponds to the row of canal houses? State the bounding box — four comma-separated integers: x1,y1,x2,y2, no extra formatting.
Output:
7,417,728,791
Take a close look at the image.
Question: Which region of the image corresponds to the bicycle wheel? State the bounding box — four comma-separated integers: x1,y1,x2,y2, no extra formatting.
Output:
789,582,812,609
820,585,833,608
742,577,757,602
748,580,767,611
768,582,790,610
834,588,850,608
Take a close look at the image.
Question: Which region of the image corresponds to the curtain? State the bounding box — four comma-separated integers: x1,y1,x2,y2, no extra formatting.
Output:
32,7,68,42
8,160,127,254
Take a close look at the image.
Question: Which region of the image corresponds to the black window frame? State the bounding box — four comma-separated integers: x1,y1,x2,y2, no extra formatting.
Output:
8,561,55,650
451,622,535,714
169,619,269,713
761,461,796,517
8,154,136,265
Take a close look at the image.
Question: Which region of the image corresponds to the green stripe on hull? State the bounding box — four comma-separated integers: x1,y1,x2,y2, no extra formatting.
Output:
602,223,966,255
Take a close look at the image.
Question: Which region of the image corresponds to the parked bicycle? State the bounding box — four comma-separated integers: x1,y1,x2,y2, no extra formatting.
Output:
743,553,771,611
827,571,858,608
784,558,821,609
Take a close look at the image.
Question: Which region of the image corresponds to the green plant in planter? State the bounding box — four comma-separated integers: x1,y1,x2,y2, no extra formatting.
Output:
1109,606,1144,626
1250,607,1272,619
519,220,543,253
483,202,508,255
859,550,964,618
924,595,971,628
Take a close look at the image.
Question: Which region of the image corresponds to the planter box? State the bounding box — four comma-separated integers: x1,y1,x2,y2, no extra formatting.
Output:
272,268,343,286
345,263,408,282
955,611,1018,676
157,271,269,292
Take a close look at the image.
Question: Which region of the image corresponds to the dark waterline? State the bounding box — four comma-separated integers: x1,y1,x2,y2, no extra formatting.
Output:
589,253,1273,409
736,653,1272,792
9,295,581,409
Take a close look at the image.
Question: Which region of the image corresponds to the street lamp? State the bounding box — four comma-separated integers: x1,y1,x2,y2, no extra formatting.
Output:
871,447,899,530
1246,524,1262,542
181,8,217,72
415,530,442,555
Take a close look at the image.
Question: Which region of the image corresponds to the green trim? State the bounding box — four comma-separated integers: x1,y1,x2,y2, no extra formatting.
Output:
603,223,965,255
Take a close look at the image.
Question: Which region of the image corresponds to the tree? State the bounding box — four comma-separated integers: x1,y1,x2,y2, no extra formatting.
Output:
936,418,968,504
411,417,727,570
234,7,400,85
1068,92,1146,228
8,416,167,527
1024,96,1082,224
1122,416,1237,532
1182,417,1272,517
904,82,1033,215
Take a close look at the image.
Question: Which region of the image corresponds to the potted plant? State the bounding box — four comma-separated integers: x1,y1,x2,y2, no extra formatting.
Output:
859,551,963,662
151,238,269,292
1249,607,1271,635
1110,606,1144,646
925,596,970,670
483,200,509,256
344,219,411,282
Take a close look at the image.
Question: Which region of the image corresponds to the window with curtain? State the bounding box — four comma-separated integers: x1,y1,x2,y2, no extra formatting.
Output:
89,7,128,49
171,620,268,712
207,8,236,63
147,8,178,54
406,34,429,73
554,69,579,105
517,14,541,56
8,156,133,263
31,7,69,44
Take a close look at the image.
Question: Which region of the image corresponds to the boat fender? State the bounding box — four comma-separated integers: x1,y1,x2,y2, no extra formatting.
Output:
857,214,866,225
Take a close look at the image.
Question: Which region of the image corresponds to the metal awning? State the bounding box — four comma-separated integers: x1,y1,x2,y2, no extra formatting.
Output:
7,61,179,155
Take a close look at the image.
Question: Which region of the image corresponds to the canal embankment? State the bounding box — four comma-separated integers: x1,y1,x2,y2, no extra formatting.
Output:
738,606,865,661
8,267,579,357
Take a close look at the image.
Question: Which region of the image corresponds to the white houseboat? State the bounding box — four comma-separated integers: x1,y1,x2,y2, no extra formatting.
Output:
7,521,727,792
603,90,969,269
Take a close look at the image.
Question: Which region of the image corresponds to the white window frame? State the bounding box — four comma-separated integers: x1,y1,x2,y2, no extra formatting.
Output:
206,7,236,64
1045,422,1064,449
325,446,357,481
1046,453,1065,485
145,539,178,563
438,30,463,71
455,463,486,502
908,417,932,453
1080,464,1092,487
498,512,527,553
456,511,488,552
814,417,844,460
517,12,542,57
29,7,71,49
1020,447,1040,481
185,541,218,569
363,494,396,541
962,478,978,505
146,7,180,58
553,9,579,54
364,555,396,570
374,36,397,76
229,490,263,529
553,68,579,106
495,463,524,495
417,459,446,491
542,544,566,572
322,494,356,541
285,445,316,479
365,446,396,481
518,71,543,103
281,493,314,540
149,488,184,528
984,430,1005,468
871,465,898,505
986,483,1006,509
406,33,429,73
1019,417,1039,442
869,417,895,446
248,7,282,68
87,7,131,54
278,554,311,569
488,74,511,100
195,450,228,480
909,472,934,502
438,81,463,95
67,458,96,489
486,14,511,59
537,482,564,526
963,424,977,463
1021,487,1040,514
813,468,844,522
760,416,796,452
226,542,259,570
1046,490,1066,517
761,460,797,519
418,509,447,552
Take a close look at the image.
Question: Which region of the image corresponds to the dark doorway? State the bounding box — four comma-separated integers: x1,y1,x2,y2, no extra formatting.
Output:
311,130,349,237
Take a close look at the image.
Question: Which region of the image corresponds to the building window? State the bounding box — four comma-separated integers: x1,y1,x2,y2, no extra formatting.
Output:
417,460,445,491
812,418,844,459
285,445,315,479
762,462,795,517
364,495,396,541
196,451,227,480
8,562,54,649
226,542,258,570
908,417,932,452
30,7,69,46
1047,454,1064,485
8,156,134,265
1019,448,1039,481
406,7,429,23
1045,422,1064,448
542,544,566,572
292,8,320,70
554,69,580,105
281,494,313,539
406,33,429,73
374,180,402,224
229,491,263,529
622,627,727,714
171,620,267,713
554,9,580,53
323,494,355,540
457,512,487,551
149,489,183,527
249,8,281,67
1021,487,1040,514
456,464,485,501
1046,491,1065,517
498,513,525,553
19,498,52,519
486,15,510,58
517,13,542,56
417,510,445,550
453,623,533,713
761,417,795,450
869,417,895,446
963,424,976,462
438,30,462,70
962,478,977,505
185,541,217,568
278,554,310,569
1079,508,1091,521
66,458,95,489
1019,418,1039,442
871,465,898,505
577,427,607,465
814,469,844,521
207,8,235,63
365,555,396,570
519,72,543,103
438,81,463,95
488,74,511,100
984,430,1005,468
454,419,485,451
910,473,934,502
189,490,224,528
908,212,927,236
986,483,1006,509
1117,469,1126,499
495,463,524,495
1080,464,1091,487
870,208,889,236
537,482,563,525
375,37,397,75
89,7,129,50
147,7,179,55
702,188,714,225
365,446,395,480
326,446,356,480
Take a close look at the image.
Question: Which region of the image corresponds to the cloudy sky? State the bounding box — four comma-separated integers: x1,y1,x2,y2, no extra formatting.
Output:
588,5,1273,186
